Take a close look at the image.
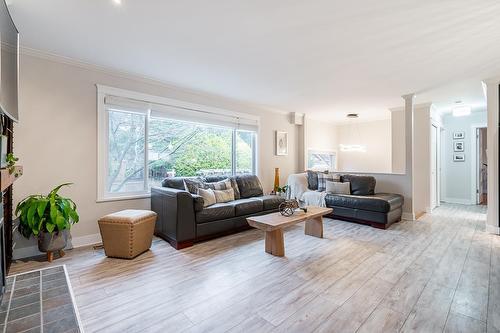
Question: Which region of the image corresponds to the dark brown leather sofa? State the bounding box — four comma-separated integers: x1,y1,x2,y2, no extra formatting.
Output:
151,175,285,249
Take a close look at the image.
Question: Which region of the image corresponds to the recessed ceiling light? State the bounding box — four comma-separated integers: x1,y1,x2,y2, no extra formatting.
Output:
112,0,122,5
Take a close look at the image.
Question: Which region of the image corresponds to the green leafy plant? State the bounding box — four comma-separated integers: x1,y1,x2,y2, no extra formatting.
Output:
16,183,79,239
6,153,18,175
275,185,289,194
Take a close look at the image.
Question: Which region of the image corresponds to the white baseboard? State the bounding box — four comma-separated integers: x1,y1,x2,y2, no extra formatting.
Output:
68,233,102,248
486,224,500,235
13,233,102,260
402,212,415,221
441,197,474,205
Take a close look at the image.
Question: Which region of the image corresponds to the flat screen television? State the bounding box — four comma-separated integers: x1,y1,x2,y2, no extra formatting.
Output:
0,0,18,122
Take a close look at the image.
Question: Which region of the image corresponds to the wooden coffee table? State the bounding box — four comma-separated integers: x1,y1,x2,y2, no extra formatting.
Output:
247,206,333,257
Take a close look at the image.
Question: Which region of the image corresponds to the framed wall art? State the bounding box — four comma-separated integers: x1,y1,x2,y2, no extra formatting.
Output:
453,153,465,162
275,131,288,156
453,141,464,152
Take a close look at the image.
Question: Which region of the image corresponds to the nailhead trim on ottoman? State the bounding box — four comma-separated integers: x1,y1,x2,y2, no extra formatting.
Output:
98,210,157,259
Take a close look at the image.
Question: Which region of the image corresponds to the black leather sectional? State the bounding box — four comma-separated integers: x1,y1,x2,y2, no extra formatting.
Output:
311,172,404,229
151,175,285,249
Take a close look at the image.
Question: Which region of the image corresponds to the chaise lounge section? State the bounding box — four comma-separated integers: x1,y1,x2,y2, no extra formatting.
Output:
290,172,404,229
151,175,285,249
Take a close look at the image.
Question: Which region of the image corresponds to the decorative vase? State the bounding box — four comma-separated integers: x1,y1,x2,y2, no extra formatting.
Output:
38,229,69,262
273,168,280,193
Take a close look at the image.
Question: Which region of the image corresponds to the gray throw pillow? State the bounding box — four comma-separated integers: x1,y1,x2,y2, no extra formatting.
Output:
341,175,376,195
184,178,205,194
326,181,350,195
306,170,319,190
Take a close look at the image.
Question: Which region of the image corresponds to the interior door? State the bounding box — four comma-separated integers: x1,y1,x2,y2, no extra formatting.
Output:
431,125,438,209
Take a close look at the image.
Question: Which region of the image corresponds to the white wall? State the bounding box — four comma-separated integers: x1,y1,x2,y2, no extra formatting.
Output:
441,110,487,204
13,52,301,257
412,103,443,217
304,117,338,170
337,119,392,173
390,109,406,174
305,118,338,154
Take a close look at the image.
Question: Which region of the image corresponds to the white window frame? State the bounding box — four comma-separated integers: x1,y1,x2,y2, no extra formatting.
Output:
97,85,260,202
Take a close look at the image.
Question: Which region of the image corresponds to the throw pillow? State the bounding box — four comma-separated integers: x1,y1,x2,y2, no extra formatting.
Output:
184,178,205,194
341,175,376,195
204,178,241,199
198,188,216,207
317,172,335,192
214,188,235,203
326,181,350,195
205,178,232,191
306,170,319,190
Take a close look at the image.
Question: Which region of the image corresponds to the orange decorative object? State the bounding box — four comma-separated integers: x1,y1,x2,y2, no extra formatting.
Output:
273,168,280,193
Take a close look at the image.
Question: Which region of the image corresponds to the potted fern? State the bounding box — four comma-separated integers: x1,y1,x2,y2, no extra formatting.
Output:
16,183,79,262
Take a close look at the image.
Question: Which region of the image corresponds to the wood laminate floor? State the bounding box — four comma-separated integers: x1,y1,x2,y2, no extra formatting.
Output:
9,204,500,333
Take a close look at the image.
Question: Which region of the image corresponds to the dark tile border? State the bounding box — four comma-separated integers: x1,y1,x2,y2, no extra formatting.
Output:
1,265,84,333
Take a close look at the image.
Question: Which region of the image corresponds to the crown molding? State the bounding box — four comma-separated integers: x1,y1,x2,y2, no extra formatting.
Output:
401,93,416,100
304,114,339,125
19,46,291,116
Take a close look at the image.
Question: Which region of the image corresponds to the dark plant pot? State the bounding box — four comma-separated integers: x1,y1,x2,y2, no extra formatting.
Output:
37,229,69,253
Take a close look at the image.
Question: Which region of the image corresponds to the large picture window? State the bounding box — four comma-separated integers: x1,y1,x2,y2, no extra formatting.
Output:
98,86,258,201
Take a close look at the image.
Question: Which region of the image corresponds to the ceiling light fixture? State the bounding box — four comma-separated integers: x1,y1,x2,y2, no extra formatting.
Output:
112,0,122,5
338,113,366,152
339,144,366,152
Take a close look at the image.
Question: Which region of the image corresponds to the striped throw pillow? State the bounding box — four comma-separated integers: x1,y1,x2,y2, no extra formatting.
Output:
317,173,340,191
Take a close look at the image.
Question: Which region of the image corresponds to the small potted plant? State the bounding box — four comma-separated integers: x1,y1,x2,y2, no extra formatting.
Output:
275,185,289,198
16,183,79,262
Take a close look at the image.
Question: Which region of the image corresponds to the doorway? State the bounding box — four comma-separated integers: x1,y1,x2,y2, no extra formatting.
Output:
476,127,487,205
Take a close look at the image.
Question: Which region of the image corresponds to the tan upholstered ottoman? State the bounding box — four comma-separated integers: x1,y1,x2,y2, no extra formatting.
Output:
98,210,157,259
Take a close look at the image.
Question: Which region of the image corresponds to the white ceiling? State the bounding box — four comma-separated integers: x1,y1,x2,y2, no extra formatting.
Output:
8,0,500,122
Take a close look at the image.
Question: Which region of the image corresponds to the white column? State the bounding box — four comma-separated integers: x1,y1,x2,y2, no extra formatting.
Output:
291,112,306,172
402,93,415,219
482,78,500,234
